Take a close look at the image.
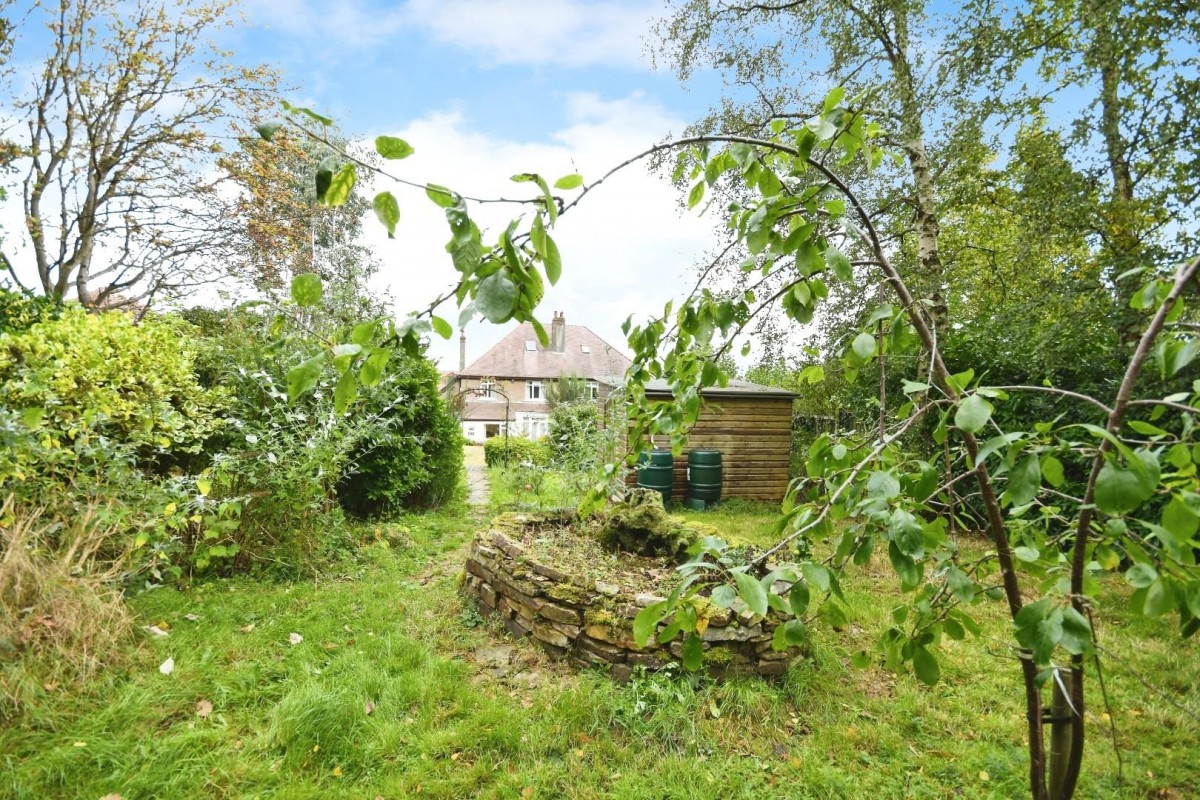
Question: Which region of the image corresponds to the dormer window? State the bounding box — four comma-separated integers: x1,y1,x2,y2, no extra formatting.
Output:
580,345,591,353
525,340,537,351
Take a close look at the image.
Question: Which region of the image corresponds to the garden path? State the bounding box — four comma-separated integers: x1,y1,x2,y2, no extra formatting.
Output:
464,445,489,505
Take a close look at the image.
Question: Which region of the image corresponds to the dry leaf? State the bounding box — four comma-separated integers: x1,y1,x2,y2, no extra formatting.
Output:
979,771,990,782
312,744,320,753
158,657,174,675
183,614,201,622
239,623,256,633
196,699,213,718
99,794,123,800
143,625,169,637
363,699,376,716
73,742,87,748
450,752,461,761
522,788,535,799
332,767,343,777
155,620,170,630
288,632,303,645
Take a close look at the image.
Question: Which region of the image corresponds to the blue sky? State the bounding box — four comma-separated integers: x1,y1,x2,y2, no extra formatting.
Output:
226,0,737,369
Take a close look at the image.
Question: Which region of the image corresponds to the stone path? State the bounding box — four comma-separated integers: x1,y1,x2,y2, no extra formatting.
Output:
464,445,490,506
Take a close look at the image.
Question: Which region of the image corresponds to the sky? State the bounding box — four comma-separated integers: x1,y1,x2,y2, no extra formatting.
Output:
223,0,733,369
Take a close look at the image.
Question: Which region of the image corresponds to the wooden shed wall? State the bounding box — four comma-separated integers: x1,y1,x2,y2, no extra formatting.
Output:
634,394,794,503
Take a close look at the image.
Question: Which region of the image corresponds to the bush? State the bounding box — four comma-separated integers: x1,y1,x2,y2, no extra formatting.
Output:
483,435,548,467
337,356,464,517
547,401,601,469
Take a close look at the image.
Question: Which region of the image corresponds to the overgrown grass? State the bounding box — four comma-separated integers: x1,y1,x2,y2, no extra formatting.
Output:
2,501,1197,799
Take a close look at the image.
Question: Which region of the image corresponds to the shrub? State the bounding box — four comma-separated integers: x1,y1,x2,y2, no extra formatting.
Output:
0,305,226,471
337,356,464,517
547,401,601,469
483,435,548,467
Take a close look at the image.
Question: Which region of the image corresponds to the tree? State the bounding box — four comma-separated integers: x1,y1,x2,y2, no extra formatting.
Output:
3,0,276,309
220,127,383,314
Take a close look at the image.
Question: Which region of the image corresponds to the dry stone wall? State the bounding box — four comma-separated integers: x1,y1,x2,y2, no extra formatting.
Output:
462,523,800,681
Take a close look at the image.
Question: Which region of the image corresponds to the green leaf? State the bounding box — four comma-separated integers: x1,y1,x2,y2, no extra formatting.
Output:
850,650,873,668
425,183,457,208
1164,337,1200,377
324,163,356,207
867,470,900,500
954,395,993,434
1013,546,1040,563
431,315,453,340
333,368,357,414
800,562,830,593
1007,455,1041,506
681,632,704,671
711,585,737,608
851,331,876,360
1144,578,1174,618
912,646,940,685
374,135,414,160
540,231,562,286
475,273,517,323
285,354,325,402
1095,451,1161,516
826,247,852,281
1059,608,1092,655
1125,562,1158,588
255,121,283,141
772,619,806,651
372,191,400,238
1041,455,1065,488
789,581,810,615
553,173,584,190
687,181,705,209
290,273,323,307
633,602,666,648
733,570,769,617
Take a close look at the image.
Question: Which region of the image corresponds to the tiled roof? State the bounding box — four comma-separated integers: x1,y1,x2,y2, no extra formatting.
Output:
461,322,631,379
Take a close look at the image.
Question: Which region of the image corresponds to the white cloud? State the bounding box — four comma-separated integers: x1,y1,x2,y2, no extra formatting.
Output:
359,92,718,370
242,0,660,68
405,0,658,68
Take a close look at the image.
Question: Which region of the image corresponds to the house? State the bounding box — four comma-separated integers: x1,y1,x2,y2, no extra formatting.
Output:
597,377,799,503
448,312,632,443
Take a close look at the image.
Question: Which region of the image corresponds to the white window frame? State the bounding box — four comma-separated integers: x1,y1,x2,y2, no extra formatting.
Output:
526,380,544,401
587,380,599,400
479,378,495,398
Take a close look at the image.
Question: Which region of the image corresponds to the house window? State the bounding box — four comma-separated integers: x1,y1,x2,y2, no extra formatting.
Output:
580,345,591,354
525,340,537,352
479,378,494,398
587,381,599,400
526,380,543,400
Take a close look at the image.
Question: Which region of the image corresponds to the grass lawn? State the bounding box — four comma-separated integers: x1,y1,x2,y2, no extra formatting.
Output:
3,500,1198,799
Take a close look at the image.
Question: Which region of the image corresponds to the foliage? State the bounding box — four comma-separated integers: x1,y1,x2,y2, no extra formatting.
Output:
483,435,548,468
0,287,60,334
605,94,1200,800
546,401,601,469
0,306,227,497
337,358,464,518
4,0,278,308
544,374,589,409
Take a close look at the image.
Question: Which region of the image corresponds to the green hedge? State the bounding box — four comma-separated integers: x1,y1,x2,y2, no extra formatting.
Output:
483,435,548,467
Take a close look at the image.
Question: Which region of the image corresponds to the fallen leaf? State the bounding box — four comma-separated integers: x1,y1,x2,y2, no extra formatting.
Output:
332,767,343,777
155,620,171,630
522,788,535,799
158,657,174,675
73,741,87,748
196,699,213,718
979,771,990,782
450,752,461,761
239,623,256,633
183,614,201,622
99,794,123,800
312,744,320,753
288,632,303,645
364,699,376,716
144,625,169,637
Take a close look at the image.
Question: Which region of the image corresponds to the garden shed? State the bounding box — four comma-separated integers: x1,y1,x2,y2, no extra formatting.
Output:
600,377,798,503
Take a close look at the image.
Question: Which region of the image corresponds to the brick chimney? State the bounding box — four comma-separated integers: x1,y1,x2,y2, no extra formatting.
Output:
550,311,566,353
459,328,466,371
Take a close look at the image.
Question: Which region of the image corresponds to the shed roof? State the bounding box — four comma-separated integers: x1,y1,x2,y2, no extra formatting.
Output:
461,321,631,379
595,376,798,399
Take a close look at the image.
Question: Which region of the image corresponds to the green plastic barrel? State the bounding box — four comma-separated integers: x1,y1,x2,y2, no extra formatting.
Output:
687,449,723,507
636,449,674,507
